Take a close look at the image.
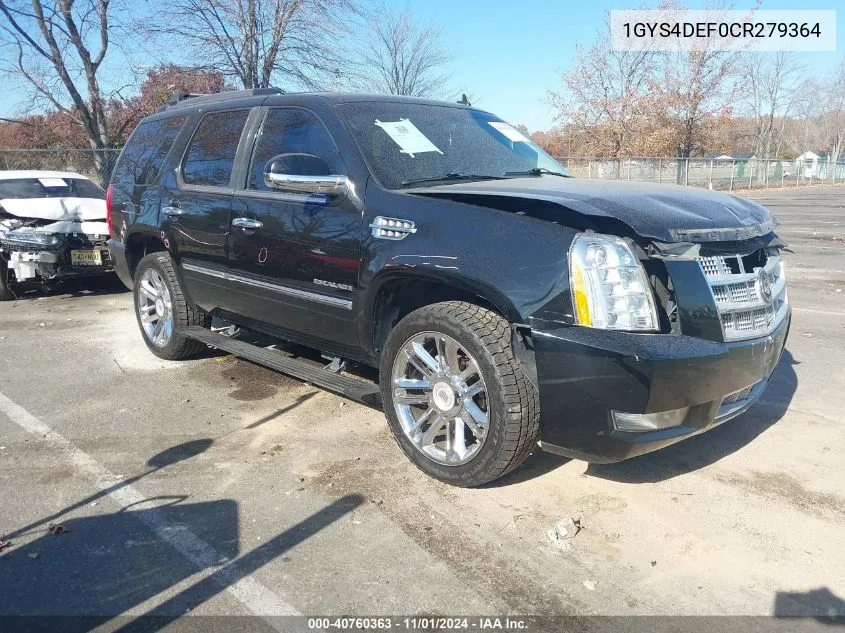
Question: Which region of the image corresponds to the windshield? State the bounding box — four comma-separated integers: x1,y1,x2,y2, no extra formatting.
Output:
336,102,569,189
0,177,105,200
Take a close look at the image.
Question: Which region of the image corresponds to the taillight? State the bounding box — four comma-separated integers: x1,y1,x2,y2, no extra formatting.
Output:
106,184,114,236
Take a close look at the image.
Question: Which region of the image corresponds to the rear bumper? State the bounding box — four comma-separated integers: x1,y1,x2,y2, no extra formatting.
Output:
530,310,790,463
107,239,133,289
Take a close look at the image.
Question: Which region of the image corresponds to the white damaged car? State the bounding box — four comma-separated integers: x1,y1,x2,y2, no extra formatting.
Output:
0,170,113,300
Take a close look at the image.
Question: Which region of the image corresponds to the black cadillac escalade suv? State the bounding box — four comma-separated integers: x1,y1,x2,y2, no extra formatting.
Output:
107,89,790,486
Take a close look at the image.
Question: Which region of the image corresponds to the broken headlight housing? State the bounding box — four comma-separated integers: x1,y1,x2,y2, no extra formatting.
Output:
0,230,60,247
569,233,659,331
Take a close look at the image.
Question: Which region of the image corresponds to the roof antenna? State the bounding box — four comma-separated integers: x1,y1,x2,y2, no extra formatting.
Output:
457,94,471,106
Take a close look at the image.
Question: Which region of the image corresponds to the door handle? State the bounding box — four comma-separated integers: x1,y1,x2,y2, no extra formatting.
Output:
232,217,263,230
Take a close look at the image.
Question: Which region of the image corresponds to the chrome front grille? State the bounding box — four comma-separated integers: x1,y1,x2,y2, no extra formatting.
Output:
698,249,788,341
721,383,756,406
699,255,731,277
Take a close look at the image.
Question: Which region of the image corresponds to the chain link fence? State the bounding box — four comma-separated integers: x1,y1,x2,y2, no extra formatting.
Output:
554,156,845,191
0,149,121,185
2,149,845,192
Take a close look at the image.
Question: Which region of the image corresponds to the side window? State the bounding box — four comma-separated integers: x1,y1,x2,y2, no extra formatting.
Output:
183,110,250,188
111,116,186,189
247,108,342,191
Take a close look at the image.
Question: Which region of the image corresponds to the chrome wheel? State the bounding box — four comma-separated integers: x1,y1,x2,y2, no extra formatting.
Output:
391,331,489,465
137,268,173,348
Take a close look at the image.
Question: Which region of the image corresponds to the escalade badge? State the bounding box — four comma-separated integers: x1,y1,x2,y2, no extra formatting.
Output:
758,270,773,303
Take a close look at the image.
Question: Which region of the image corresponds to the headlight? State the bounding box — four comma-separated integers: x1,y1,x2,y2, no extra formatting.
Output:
569,233,659,331
0,231,60,247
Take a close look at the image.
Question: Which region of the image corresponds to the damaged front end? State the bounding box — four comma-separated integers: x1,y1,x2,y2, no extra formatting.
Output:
409,177,792,461
1,215,113,299
0,174,113,296
530,232,790,463
1,223,113,287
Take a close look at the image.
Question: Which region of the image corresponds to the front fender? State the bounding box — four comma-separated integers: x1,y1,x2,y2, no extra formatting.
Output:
358,184,581,358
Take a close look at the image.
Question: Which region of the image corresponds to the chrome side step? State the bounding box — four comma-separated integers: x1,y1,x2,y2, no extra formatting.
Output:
184,326,382,409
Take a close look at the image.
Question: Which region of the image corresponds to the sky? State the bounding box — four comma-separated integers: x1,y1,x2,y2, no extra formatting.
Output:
0,0,843,132
408,0,844,130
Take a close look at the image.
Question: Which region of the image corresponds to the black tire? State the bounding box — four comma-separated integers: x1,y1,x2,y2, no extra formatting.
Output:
133,252,210,360
379,301,540,487
0,259,15,301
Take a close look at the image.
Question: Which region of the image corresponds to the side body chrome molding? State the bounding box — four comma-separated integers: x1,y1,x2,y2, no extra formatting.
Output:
181,261,353,309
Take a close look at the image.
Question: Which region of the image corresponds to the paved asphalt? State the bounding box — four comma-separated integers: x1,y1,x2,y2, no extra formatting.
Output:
0,185,843,632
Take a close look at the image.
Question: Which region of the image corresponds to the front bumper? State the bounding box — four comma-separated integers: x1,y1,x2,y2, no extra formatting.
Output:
530,310,790,463
0,239,113,284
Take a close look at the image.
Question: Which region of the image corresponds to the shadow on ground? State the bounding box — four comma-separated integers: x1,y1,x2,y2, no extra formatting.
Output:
6,273,129,302
0,439,362,630
774,586,845,623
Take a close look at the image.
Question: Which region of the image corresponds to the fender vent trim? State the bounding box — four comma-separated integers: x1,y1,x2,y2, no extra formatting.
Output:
370,216,417,240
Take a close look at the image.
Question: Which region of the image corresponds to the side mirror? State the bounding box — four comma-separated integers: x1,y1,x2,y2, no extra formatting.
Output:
263,153,348,196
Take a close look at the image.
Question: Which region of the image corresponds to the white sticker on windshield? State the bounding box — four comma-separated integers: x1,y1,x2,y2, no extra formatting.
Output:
375,119,443,158
488,121,529,143
38,178,68,187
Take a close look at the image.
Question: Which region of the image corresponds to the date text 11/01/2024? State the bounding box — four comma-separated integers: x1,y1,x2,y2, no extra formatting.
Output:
307,617,529,630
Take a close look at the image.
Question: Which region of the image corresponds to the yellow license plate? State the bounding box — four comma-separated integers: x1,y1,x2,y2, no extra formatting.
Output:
71,250,102,266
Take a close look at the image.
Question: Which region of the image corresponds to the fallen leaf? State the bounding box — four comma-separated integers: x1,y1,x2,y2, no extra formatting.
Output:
47,524,71,536
27,552,39,559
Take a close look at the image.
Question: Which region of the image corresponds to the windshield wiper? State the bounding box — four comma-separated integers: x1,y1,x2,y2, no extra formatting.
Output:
400,173,507,187
504,167,571,178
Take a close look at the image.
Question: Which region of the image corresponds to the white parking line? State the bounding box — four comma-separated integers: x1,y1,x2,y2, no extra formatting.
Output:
777,229,845,236
793,307,845,317
0,391,299,621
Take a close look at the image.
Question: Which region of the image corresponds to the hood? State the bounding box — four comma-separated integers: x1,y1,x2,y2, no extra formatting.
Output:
406,177,777,243
0,197,106,222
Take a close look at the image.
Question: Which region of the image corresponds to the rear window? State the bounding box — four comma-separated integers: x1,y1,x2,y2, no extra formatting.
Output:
182,110,250,188
0,178,105,200
111,116,186,189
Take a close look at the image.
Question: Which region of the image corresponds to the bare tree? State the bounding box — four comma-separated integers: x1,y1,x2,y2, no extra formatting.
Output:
651,44,737,160
355,5,451,98
740,52,803,159
0,0,126,179
817,61,845,167
548,11,656,157
148,0,357,91
784,63,845,170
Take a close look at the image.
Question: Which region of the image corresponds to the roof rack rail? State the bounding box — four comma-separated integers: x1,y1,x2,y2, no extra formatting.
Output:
164,87,283,111
170,91,209,105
